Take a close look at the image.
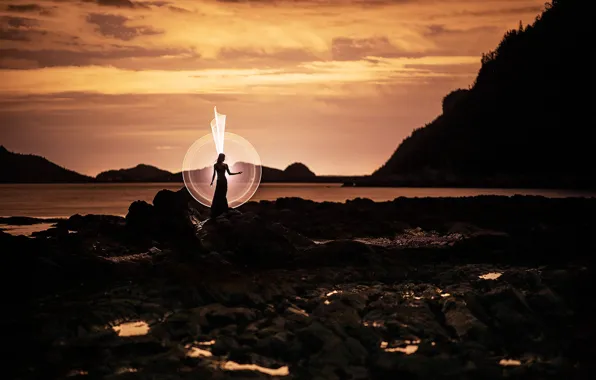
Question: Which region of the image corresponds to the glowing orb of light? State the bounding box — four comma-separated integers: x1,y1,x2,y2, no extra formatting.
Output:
183,132,262,208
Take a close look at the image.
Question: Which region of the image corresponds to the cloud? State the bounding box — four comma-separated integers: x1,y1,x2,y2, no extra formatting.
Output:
6,4,47,13
0,46,195,68
0,15,43,42
424,24,499,37
0,55,479,95
331,36,425,61
218,47,319,63
1,15,39,28
85,0,136,8
87,13,162,41
457,5,544,18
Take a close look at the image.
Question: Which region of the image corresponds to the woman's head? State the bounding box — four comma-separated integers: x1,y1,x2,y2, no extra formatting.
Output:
217,153,226,163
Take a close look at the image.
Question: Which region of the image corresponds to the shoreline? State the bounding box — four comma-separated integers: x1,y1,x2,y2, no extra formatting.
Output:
1,190,595,222
2,190,593,378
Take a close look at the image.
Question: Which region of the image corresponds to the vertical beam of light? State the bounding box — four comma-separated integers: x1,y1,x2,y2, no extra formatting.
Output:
211,106,226,154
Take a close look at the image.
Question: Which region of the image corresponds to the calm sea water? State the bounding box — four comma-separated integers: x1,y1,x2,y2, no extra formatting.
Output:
0,183,594,218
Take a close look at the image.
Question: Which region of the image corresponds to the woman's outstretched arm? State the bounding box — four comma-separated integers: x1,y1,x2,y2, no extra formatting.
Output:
226,165,242,175
210,166,216,186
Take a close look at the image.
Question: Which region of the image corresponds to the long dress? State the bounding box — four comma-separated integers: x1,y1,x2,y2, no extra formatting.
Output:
211,163,229,218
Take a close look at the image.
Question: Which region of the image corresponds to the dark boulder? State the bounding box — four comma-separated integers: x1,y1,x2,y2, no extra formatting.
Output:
57,214,126,236
125,189,206,255
198,211,298,267
296,240,382,268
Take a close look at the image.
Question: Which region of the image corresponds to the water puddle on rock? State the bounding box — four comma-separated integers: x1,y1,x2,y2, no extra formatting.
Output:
185,341,288,376
114,367,138,374
0,223,54,236
111,321,149,336
499,358,521,366
381,340,420,354
186,345,213,358
221,361,290,376
66,369,88,377
287,306,309,317
362,320,384,328
186,340,216,357
479,272,503,280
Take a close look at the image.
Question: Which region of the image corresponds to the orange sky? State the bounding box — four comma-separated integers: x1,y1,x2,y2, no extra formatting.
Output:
0,0,545,175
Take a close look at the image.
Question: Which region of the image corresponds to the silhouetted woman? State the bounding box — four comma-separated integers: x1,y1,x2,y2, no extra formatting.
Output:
210,153,242,218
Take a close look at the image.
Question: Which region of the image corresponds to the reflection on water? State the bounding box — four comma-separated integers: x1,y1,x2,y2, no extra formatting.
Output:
67,369,88,377
363,320,384,328
1,183,594,218
402,291,423,300
479,272,503,280
287,306,309,317
381,341,419,354
499,359,521,366
185,340,289,375
114,367,138,374
222,361,290,376
111,321,149,336
186,345,213,358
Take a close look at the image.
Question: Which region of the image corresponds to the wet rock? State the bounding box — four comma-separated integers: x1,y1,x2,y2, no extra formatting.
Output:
255,331,293,358
153,189,201,234
312,300,361,328
306,333,369,374
441,296,491,344
446,222,483,235
297,321,339,352
198,211,296,267
346,325,383,352
479,286,542,353
57,214,126,238
269,222,314,249
211,336,240,355
525,287,570,320
297,240,382,268
160,310,202,340
191,304,257,331
125,189,204,253
125,201,156,234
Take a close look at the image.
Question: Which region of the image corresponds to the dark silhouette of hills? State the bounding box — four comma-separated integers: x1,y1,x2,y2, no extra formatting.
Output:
370,0,593,189
228,161,316,182
98,162,321,183
97,164,178,182
0,145,93,183
284,163,316,179
0,146,329,183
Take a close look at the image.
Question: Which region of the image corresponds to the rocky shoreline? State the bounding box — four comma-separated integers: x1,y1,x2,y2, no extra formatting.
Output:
2,189,594,379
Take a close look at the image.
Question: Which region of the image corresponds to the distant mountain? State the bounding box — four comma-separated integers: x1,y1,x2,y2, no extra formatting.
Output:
372,0,593,189
97,161,320,183
220,162,317,182
0,145,331,183
284,163,316,180
96,164,178,182
0,146,93,183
